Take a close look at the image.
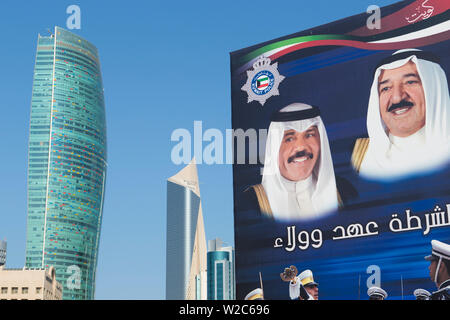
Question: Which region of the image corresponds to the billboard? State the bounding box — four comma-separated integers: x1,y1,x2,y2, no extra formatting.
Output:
230,0,450,300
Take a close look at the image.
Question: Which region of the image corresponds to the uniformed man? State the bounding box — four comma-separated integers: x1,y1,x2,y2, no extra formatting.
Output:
425,240,450,300
352,49,450,180
413,288,431,300
367,286,388,300
281,266,318,300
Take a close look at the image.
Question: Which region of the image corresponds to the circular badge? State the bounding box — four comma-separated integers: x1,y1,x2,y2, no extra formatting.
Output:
251,71,275,95
241,57,285,106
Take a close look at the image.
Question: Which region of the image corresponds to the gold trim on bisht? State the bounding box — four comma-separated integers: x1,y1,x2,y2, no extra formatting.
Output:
337,190,343,208
251,184,273,218
351,138,370,173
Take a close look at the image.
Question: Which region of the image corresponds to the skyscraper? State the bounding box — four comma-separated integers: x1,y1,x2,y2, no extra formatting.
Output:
207,238,235,300
25,26,107,300
0,240,6,266
166,158,207,300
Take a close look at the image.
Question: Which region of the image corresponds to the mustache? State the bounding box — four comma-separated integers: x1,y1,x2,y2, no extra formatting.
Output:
287,150,314,163
387,100,414,112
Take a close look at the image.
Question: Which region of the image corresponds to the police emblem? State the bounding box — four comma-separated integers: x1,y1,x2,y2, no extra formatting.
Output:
241,56,285,106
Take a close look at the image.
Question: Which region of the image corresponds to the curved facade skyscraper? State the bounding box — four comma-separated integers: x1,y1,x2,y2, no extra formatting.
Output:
166,158,207,300
25,27,107,300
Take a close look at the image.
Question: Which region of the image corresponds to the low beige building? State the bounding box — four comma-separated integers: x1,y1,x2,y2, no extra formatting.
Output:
0,266,62,300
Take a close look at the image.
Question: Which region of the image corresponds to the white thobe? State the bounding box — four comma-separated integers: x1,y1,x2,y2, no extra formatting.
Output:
273,175,316,220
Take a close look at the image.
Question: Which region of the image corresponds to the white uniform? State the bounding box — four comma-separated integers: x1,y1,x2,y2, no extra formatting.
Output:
289,277,314,300
288,269,317,300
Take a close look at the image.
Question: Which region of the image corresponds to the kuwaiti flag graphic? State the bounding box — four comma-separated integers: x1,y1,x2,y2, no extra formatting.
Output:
237,3,450,74
256,75,270,89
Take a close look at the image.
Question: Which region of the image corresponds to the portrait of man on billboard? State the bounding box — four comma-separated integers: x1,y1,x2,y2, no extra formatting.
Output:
242,103,355,222
352,49,450,180
231,1,450,300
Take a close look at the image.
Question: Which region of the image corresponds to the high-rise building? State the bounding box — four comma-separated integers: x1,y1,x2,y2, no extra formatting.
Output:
166,158,207,300
0,240,6,266
25,26,107,300
207,238,235,300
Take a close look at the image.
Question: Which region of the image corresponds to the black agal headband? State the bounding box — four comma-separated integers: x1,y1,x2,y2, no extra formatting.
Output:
271,106,321,122
375,50,441,72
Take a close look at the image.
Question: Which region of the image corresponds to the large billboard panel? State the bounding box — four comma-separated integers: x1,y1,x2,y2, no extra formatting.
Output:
230,0,450,300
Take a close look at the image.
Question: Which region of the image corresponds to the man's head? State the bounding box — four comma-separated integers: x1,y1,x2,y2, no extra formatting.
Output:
261,103,339,219
425,240,450,287
378,60,426,137
413,288,431,300
366,49,450,155
298,269,319,300
367,286,387,300
278,126,321,181
304,283,319,300
428,257,450,287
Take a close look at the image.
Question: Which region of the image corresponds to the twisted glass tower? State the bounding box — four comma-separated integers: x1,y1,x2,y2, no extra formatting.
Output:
25,27,107,300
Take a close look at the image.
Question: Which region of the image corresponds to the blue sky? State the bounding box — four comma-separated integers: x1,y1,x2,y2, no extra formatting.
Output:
0,0,401,299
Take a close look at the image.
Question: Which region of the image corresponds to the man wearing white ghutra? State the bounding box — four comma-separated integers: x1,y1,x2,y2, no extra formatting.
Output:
352,49,450,180
245,103,355,221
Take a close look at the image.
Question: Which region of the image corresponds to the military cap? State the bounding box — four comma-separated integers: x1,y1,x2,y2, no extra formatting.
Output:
367,286,388,300
244,288,263,300
414,288,431,300
298,269,318,287
425,240,450,261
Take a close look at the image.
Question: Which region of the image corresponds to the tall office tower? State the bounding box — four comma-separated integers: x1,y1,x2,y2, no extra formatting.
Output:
0,240,6,266
166,158,207,300
207,238,235,300
25,27,107,300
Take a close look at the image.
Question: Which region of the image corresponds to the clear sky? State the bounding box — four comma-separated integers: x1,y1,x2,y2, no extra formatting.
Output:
0,0,401,299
